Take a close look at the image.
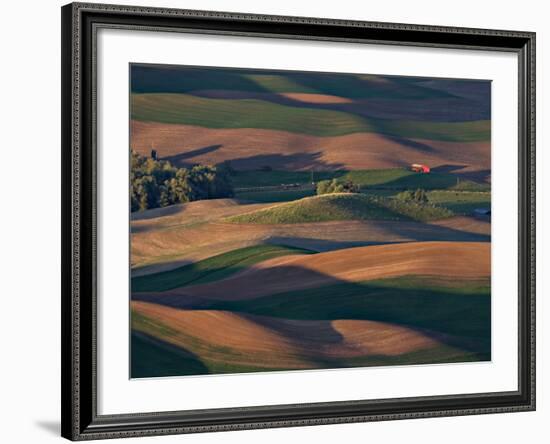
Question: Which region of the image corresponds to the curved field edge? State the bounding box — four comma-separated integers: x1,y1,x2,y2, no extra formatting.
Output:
224,193,453,224
132,244,315,292
201,276,491,341
131,93,490,141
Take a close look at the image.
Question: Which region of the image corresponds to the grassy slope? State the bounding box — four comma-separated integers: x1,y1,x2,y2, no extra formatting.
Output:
237,188,491,212
237,188,316,203
132,244,315,292
131,93,490,141
428,190,491,214
225,193,452,224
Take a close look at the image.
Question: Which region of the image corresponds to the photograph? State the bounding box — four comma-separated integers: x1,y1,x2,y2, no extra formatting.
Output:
129,64,492,378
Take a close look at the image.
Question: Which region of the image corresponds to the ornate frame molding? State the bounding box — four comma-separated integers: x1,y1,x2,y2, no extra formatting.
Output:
61,2,535,440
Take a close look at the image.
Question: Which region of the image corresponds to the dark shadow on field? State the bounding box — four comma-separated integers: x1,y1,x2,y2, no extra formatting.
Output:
131,331,209,378
133,263,491,356
264,213,492,247
366,171,458,190
266,237,401,252
431,165,491,184
431,164,468,174
227,151,345,172
162,144,222,165
376,222,490,243
131,64,272,94
131,259,193,279
416,78,491,113
326,98,491,122
382,135,435,153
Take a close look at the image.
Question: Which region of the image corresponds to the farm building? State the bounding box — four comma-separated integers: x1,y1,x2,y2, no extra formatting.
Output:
410,163,430,173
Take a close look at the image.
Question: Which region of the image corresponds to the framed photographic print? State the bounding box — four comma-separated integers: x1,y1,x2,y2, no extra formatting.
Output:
61,2,536,440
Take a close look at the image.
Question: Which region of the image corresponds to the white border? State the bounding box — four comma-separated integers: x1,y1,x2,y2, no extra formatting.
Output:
97,28,518,415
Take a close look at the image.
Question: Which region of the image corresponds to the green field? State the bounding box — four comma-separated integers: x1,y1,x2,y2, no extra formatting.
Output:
132,244,315,292
225,193,452,224
132,93,490,141
427,190,491,214
232,170,338,188
231,168,489,191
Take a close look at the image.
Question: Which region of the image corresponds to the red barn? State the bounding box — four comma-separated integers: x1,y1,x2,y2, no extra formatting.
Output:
410,163,430,174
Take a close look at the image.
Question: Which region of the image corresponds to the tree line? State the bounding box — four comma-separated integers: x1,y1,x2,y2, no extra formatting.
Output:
131,151,233,212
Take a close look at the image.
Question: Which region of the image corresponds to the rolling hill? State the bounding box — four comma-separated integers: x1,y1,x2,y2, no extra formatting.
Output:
130,197,490,275
135,241,490,304
224,193,452,224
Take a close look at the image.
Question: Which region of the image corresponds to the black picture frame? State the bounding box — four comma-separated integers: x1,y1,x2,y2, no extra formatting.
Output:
61,2,536,440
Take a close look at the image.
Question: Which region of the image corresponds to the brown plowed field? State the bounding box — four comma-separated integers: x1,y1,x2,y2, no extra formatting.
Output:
139,242,489,304
131,121,490,173
132,301,443,369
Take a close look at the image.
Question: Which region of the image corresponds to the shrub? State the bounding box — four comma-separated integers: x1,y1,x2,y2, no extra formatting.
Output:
396,188,429,203
316,178,359,195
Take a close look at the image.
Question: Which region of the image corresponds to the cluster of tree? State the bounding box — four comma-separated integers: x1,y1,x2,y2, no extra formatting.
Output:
316,178,360,195
131,151,233,212
396,188,429,203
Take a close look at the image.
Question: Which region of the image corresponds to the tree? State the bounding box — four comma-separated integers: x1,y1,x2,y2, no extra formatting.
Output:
130,151,234,212
414,188,428,203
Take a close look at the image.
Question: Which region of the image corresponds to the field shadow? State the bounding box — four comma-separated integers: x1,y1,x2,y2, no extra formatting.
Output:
131,331,209,378
368,171,458,190
163,144,222,166
380,222,490,243
228,151,345,172
131,259,193,279
266,237,399,252
431,165,491,185
383,135,436,153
